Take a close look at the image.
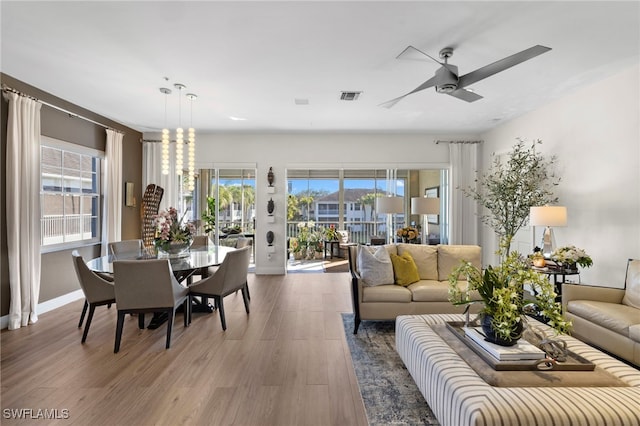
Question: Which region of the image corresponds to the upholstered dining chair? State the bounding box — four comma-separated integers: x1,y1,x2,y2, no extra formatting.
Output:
189,246,251,331
191,235,211,249
72,250,116,343
108,239,144,256
112,259,189,353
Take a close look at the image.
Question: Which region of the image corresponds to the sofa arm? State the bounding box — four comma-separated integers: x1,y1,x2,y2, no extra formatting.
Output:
562,283,626,312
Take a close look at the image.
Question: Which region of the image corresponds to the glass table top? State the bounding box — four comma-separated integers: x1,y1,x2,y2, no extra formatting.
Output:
86,245,236,274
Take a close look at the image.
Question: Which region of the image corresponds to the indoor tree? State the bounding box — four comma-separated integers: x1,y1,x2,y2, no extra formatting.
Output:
461,138,561,256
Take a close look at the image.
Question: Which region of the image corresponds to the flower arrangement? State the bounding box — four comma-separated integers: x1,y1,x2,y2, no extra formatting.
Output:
551,245,593,269
154,207,195,252
448,246,571,345
397,226,418,242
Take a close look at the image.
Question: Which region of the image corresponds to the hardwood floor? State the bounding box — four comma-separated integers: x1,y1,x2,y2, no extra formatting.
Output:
1,272,368,426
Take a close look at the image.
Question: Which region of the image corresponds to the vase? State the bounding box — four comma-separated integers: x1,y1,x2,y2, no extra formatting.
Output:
480,314,523,346
560,262,578,273
157,239,192,258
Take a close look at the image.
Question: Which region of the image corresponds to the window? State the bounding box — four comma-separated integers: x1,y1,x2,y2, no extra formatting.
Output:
41,137,102,249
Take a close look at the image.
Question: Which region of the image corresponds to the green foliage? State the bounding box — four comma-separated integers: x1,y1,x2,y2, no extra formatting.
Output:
448,245,571,342
462,139,560,253
202,196,216,234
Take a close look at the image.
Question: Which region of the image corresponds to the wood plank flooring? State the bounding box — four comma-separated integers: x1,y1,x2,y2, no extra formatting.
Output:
1,272,368,426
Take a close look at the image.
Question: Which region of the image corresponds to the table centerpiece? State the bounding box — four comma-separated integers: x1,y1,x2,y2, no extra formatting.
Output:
153,207,196,257
448,243,571,346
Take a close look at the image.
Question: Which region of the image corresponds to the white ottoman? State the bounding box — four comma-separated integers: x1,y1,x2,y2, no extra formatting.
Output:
396,314,640,426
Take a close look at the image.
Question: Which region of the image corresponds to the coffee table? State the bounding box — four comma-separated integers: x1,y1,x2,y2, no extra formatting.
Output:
396,314,640,426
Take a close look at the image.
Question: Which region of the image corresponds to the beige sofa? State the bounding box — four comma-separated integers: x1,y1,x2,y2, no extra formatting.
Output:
347,243,482,333
562,259,640,367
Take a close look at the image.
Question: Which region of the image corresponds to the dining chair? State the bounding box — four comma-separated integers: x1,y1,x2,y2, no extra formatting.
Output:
108,239,144,256
112,259,189,353
234,237,253,299
188,246,251,331
191,235,211,249
71,250,116,343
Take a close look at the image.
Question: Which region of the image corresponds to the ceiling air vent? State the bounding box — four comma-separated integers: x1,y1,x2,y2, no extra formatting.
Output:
340,91,362,101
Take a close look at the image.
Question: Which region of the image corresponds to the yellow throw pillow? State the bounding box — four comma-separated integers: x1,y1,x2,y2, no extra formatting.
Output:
390,252,420,286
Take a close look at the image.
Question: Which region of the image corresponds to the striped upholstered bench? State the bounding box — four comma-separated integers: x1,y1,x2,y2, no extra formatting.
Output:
396,314,640,426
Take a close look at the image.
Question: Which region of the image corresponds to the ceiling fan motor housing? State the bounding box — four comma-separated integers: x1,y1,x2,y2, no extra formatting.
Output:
434,65,458,93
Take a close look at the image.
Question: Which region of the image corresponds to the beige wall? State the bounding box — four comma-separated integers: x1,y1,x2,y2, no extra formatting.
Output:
1,74,143,316
480,64,640,287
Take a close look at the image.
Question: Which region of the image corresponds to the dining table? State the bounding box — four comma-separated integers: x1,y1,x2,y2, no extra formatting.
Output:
86,245,236,328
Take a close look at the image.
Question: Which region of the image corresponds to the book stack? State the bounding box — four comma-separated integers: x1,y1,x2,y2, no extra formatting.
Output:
463,327,546,361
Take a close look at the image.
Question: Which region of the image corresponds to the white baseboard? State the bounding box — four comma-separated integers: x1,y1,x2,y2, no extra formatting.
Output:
254,266,286,275
1,289,84,330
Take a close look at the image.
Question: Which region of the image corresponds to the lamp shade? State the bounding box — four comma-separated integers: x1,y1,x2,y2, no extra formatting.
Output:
529,206,567,226
376,196,403,214
411,197,440,215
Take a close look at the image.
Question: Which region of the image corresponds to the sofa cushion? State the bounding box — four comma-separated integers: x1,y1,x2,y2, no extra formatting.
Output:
409,280,482,302
390,252,421,286
397,244,438,280
567,300,640,337
622,259,640,309
409,280,449,302
357,245,394,286
630,324,640,343
362,284,412,303
437,245,482,281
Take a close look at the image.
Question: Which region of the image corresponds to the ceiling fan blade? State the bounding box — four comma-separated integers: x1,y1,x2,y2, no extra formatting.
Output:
396,45,443,65
397,45,459,74
458,45,551,88
379,75,439,108
447,88,483,103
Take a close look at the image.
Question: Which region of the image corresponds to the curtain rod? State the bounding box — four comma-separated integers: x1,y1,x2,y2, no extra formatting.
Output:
2,84,124,134
434,140,483,144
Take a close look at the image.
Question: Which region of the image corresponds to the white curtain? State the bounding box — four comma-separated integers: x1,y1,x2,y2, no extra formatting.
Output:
142,141,177,210
5,92,42,330
101,129,123,255
449,142,480,245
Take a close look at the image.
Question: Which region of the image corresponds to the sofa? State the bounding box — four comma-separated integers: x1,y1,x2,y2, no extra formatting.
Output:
562,259,640,366
347,243,482,333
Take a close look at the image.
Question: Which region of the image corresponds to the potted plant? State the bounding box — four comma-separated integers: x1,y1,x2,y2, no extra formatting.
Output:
448,244,571,346
396,226,419,243
551,245,593,272
154,207,196,256
460,139,560,256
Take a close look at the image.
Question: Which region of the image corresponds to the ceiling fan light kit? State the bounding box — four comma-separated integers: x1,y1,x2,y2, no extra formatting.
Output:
381,44,551,107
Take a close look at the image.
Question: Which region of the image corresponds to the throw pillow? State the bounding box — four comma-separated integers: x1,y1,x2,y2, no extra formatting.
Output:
390,252,421,286
357,245,394,286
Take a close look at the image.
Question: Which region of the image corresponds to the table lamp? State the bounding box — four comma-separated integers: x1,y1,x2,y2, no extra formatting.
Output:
529,206,567,257
411,197,440,244
376,196,403,244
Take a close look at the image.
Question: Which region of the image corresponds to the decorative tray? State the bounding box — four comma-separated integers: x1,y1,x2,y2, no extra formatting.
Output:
444,322,596,371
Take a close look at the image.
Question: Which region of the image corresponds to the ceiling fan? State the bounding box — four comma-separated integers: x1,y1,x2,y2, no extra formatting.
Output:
380,45,551,108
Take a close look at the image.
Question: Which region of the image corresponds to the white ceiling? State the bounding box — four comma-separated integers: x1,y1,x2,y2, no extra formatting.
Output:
2,1,639,134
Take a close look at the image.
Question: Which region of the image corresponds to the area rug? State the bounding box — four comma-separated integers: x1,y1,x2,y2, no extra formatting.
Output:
341,313,439,425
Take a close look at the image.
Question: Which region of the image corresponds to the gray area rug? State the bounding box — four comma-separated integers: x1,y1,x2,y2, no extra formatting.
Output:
342,314,439,426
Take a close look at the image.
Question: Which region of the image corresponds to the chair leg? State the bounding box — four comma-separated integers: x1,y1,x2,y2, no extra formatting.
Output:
216,296,227,331
81,304,96,343
138,313,145,329
245,281,251,300
242,286,250,314
114,311,126,353
78,299,88,328
166,308,175,349
183,299,189,327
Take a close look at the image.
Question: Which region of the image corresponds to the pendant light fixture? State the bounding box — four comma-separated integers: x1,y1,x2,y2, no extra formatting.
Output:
174,83,185,176
186,92,197,191
159,87,172,175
